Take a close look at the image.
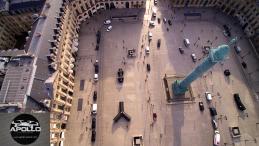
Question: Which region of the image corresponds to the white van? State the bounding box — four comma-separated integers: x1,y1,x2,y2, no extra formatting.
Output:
184,38,190,47
92,103,97,115
94,73,98,82
152,8,157,17
145,46,150,54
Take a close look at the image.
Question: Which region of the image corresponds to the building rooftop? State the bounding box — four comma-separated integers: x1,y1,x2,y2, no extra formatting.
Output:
0,0,6,12
9,0,45,12
0,0,63,111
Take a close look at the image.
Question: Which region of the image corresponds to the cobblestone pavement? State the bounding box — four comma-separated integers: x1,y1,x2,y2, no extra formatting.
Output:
65,1,259,146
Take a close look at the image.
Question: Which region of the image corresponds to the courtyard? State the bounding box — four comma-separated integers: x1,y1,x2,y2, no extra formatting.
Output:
64,1,259,146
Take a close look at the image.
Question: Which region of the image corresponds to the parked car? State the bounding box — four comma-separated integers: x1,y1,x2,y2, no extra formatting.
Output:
117,68,124,83
93,91,97,102
91,117,96,129
205,92,212,101
157,39,161,48
118,77,124,83
233,93,246,111
234,46,241,54
202,46,210,54
95,44,99,51
117,68,124,77
224,69,231,76
96,30,101,44
199,102,204,111
157,18,161,24
184,38,190,47
214,130,220,146
104,19,111,25
152,8,157,17
223,24,231,37
147,63,151,72
91,130,96,142
212,119,218,130
145,46,150,54
163,17,167,23
179,47,184,54
92,103,97,115
209,107,217,117
168,20,172,25
241,62,247,69
106,25,112,32
148,31,152,41
94,73,98,82
94,60,99,73
191,53,197,62
149,21,155,27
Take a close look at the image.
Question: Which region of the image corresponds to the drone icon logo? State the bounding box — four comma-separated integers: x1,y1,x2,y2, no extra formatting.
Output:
10,114,41,145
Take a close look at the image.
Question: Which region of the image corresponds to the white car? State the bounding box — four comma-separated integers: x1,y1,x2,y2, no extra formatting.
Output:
94,73,98,81
191,53,197,62
163,17,167,23
148,31,152,38
92,103,97,115
145,46,150,54
184,38,190,47
149,21,155,26
214,130,220,146
104,19,111,25
107,25,112,32
205,92,212,101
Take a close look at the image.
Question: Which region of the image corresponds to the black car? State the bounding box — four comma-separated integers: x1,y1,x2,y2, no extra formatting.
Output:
224,69,231,76
199,102,204,111
157,39,161,48
95,44,99,51
118,77,124,83
233,94,246,111
117,68,124,77
168,20,172,26
91,130,96,142
212,119,218,130
157,18,161,24
223,25,231,37
223,24,230,31
179,47,184,54
93,91,97,102
96,30,101,44
91,117,96,129
241,62,247,69
209,107,217,117
94,62,99,73
147,63,151,72
117,68,124,83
